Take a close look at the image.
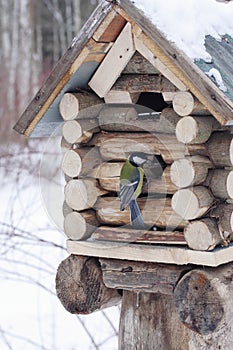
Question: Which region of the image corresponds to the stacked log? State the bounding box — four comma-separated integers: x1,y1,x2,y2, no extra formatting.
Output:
60,89,233,252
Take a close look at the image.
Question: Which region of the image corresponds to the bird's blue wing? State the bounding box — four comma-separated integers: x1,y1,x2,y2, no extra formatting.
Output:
119,167,140,211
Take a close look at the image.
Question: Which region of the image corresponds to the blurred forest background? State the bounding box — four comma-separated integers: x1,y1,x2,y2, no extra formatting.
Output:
0,1,119,349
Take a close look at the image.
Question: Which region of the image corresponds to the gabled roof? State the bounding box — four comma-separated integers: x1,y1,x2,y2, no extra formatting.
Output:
14,0,233,137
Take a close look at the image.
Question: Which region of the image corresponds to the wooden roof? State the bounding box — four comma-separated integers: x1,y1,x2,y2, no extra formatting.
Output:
14,0,233,137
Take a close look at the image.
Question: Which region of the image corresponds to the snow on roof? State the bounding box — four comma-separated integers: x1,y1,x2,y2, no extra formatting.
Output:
133,0,233,61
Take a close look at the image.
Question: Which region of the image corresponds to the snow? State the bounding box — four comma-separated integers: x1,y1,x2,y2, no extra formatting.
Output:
0,141,119,350
205,67,227,92
133,0,233,61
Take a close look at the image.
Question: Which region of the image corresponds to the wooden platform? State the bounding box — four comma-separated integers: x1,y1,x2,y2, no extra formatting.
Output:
67,240,233,267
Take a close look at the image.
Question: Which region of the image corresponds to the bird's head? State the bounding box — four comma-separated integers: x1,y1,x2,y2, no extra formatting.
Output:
128,152,148,167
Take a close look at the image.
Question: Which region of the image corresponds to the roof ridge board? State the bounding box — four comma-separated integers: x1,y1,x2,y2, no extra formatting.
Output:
119,0,233,125
13,0,115,136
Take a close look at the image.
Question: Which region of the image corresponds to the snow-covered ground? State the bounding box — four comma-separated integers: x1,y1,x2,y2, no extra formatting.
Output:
0,140,119,350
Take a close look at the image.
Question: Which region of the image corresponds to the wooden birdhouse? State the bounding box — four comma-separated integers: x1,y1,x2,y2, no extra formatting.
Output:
14,0,233,347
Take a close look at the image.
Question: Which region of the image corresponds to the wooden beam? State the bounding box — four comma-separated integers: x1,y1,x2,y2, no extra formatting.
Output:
100,258,191,294
89,22,135,97
93,10,126,42
66,239,233,266
92,226,186,245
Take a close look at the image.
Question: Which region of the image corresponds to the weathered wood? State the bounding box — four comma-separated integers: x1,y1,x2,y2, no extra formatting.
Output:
62,119,99,144
174,263,233,336
112,73,177,93
104,90,139,103
134,35,187,91
97,164,178,194
93,10,126,42
92,226,186,245
175,115,219,144
95,197,188,229
170,156,212,188
122,51,159,74
171,186,214,220
207,131,233,167
65,179,107,211
64,210,99,240
184,218,223,251
119,291,190,350
67,238,233,266
100,259,190,294
173,91,209,116
59,92,103,121
162,92,177,102
55,255,121,314
98,105,180,133
89,22,135,97
211,204,233,236
91,131,206,163
62,147,102,178
62,201,73,217
205,169,233,199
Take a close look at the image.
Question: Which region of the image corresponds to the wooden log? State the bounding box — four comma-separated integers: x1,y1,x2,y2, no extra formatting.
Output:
62,201,73,217
100,259,190,294
64,179,107,211
207,131,233,167
211,204,233,236
92,131,206,163
122,51,159,74
112,73,177,93
104,90,140,103
98,105,180,133
119,291,190,350
92,226,186,245
95,197,188,229
170,156,212,188
62,147,102,178
97,164,177,194
55,255,121,314
59,92,103,121
174,263,233,336
175,116,219,144
171,186,214,220
205,169,233,199
62,119,99,144
184,218,223,251
172,91,209,116
162,92,177,103
64,210,99,240
133,35,187,91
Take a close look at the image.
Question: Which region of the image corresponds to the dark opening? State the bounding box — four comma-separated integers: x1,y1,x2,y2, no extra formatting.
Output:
137,92,168,112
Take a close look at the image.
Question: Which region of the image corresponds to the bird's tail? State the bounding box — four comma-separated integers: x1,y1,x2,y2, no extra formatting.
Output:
129,199,146,229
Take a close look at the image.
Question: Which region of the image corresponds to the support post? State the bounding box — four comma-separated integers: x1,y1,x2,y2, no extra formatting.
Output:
119,291,190,350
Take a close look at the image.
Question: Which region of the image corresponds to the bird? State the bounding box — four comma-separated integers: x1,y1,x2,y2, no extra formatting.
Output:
119,152,147,229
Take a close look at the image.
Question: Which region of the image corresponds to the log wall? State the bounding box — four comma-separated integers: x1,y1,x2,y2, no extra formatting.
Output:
60,71,232,253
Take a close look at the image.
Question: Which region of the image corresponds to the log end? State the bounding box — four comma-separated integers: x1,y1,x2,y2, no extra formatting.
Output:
174,270,224,335
56,255,121,314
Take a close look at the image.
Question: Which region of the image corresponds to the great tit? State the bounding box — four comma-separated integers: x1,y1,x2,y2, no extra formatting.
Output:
119,152,147,229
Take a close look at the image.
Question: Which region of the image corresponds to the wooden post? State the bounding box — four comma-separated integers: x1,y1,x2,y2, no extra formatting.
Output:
119,291,190,350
